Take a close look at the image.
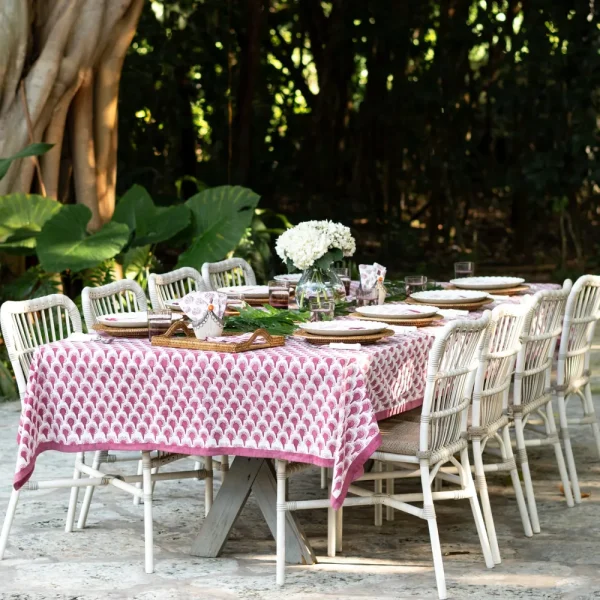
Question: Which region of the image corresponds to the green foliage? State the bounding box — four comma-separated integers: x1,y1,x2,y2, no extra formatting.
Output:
37,205,130,273
225,304,309,336
122,245,156,290
0,194,62,254
178,185,260,268
1,265,61,302
0,143,53,181
113,184,190,246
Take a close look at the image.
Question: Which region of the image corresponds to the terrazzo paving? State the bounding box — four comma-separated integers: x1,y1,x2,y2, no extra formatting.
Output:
0,391,599,599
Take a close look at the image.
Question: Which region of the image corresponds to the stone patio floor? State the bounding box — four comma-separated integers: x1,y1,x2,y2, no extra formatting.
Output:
0,391,600,600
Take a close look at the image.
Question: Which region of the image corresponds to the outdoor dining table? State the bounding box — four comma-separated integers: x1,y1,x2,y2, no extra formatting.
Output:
11,283,558,565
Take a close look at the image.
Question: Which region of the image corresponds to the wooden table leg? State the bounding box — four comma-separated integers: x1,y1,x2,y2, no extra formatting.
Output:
190,457,316,565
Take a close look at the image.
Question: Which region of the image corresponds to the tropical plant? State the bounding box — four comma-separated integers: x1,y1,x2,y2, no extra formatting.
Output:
0,143,53,182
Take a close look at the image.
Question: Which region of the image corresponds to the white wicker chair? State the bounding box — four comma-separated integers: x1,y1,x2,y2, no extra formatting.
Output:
201,258,256,291
467,302,533,564
0,294,83,548
275,313,494,600
0,294,212,573
148,267,208,309
556,274,600,504
81,279,148,330
512,281,574,534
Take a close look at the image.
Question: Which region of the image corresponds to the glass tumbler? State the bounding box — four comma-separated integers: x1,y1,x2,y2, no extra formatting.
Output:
333,267,351,296
268,280,290,309
454,262,475,278
148,309,172,340
404,275,427,297
309,300,334,322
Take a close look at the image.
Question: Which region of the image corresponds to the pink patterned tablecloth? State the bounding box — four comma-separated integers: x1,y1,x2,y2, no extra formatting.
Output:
15,333,433,508
13,282,560,508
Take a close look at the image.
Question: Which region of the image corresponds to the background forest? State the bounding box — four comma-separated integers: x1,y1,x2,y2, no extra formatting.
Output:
115,0,600,280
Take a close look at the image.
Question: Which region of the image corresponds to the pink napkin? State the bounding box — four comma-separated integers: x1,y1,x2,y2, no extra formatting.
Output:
359,263,387,290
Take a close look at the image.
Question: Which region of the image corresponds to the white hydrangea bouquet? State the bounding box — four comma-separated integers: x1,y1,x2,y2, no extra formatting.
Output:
275,220,356,272
275,220,356,306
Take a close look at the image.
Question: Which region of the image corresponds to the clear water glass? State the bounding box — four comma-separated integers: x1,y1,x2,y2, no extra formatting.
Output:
309,300,334,322
355,286,378,307
404,275,427,297
333,267,351,296
148,309,172,340
268,280,290,309
454,262,475,278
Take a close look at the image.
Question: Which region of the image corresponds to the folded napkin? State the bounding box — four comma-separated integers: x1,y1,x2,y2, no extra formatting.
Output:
388,325,417,335
329,342,362,350
359,263,387,290
67,333,97,342
438,309,469,320
180,291,228,322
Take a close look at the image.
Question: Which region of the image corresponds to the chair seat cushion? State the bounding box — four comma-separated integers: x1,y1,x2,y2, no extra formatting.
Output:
378,407,422,456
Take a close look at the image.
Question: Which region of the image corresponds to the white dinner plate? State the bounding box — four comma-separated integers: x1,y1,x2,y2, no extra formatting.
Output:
450,276,525,290
299,321,389,336
356,304,439,319
217,285,269,298
164,299,183,311
274,274,302,283
97,311,148,328
410,290,490,304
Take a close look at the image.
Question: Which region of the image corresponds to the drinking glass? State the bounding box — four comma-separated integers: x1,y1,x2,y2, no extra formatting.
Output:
148,309,172,340
404,275,427,296
355,286,378,307
269,280,290,309
333,267,351,296
309,300,334,322
454,262,475,278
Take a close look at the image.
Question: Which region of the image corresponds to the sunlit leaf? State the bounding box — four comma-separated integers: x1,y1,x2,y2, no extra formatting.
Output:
0,143,54,181
37,205,130,273
178,186,260,268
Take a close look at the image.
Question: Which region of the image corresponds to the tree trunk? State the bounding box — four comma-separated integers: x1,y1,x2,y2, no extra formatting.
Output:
0,0,144,230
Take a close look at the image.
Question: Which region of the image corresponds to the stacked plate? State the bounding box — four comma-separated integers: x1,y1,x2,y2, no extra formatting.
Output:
409,290,492,311
448,276,528,296
294,321,394,345
274,274,302,287
94,311,150,338
351,304,442,327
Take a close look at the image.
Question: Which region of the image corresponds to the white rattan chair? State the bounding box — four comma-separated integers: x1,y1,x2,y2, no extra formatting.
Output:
275,313,494,600
0,294,212,573
467,302,533,564
512,281,574,534
0,294,84,547
556,275,600,504
148,267,208,309
201,258,256,291
81,279,148,330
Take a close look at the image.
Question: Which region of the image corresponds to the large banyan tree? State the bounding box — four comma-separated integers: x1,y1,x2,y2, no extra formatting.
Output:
0,0,144,230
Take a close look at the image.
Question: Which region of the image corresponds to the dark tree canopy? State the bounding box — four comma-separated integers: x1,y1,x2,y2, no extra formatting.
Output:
117,0,600,278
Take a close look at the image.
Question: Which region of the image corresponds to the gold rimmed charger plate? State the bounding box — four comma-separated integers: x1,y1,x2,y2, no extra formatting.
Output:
92,323,149,338
293,328,395,345
349,313,444,327
406,297,493,311
447,284,530,296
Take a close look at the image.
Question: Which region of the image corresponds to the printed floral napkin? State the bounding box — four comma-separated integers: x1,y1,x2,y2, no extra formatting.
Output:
180,291,228,323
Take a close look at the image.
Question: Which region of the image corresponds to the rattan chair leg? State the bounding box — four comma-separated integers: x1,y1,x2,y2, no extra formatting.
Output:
557,391,582,503
134,458,143,506
473,439,501,564
502,426,533,537
276,460,287,585
461,448,495,570
65,452,83,533
0,489,20,560
514,416,541,532
420,461,447,600
142,451,154,574
543,402,574,508
385,463,395,521
204,456,213,516
77,450,102,529
374,461,382,526
584,383,600,459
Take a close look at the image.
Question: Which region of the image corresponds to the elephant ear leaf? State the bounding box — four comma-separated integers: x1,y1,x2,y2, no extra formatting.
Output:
37,205,130,273
113,184,190,246
0,194,62,254
0,143,54,181
178,185,260,267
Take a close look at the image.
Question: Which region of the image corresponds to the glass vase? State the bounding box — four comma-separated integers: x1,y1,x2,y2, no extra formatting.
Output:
295,266,346,309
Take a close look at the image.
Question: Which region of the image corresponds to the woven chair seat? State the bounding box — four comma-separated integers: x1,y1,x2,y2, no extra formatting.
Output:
378,407,422,455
